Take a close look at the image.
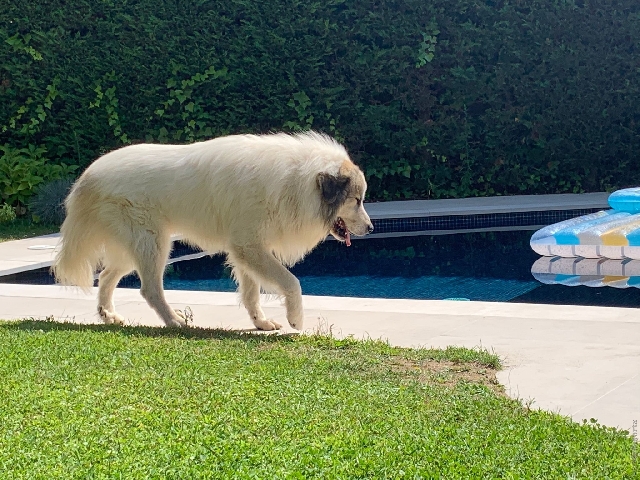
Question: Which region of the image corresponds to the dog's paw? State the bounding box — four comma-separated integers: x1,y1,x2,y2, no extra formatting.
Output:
253,318,282,331
287,316,303,331
169,309,188,328
98,307,125,326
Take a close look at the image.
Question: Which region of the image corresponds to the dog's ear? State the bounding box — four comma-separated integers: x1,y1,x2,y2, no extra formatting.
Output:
317,173,350,206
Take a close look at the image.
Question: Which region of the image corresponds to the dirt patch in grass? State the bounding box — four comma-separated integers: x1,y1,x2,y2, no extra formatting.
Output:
390,357,504,394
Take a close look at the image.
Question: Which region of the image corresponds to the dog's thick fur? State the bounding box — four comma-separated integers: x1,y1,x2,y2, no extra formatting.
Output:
53,132,373,330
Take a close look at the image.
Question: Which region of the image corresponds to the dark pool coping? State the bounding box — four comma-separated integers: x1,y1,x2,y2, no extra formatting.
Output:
365,192,609,219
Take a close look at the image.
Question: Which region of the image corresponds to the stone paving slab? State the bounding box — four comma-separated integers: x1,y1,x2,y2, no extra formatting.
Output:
0,233,60,276
1,284,637,433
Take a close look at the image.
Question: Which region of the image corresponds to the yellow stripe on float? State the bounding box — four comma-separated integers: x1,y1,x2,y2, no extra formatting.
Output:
601,233,629,246
600,218,640,245
603,275,628,284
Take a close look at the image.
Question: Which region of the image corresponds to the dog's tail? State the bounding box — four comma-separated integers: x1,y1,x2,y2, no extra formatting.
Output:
52,183,104,292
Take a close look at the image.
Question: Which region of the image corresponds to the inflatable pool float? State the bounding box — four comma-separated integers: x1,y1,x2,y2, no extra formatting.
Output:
530,188,640,259
531,256,640,289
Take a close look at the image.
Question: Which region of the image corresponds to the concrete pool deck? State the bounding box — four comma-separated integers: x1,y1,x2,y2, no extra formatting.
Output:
0,192,638,434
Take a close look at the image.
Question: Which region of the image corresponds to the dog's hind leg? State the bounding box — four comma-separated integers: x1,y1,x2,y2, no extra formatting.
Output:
97,265,132,325
133,231,187,328
97,244,134,325
234,266,282,331
229,245,304,330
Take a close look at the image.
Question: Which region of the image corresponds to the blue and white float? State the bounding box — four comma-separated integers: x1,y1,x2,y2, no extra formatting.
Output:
530,188,640,259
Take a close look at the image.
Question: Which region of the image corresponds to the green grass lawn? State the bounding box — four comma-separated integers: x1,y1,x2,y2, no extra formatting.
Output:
0,320,636,479
0,218,58,242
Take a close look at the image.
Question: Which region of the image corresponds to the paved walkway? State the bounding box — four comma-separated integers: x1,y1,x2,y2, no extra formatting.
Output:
1,193,638,433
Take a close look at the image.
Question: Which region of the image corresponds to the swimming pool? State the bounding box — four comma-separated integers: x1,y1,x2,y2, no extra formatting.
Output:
158,231,543,302
6,229,638,308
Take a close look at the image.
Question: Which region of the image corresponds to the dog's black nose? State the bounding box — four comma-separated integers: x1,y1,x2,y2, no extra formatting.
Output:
367,224,374,234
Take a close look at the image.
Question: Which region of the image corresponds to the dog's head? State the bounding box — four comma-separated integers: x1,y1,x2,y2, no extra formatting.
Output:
317,161,373,245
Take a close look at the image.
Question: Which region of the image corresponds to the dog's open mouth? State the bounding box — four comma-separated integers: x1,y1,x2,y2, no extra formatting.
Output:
332,217,351,246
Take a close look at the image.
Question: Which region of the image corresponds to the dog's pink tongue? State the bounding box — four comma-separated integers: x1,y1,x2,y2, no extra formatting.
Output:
345,230,351,247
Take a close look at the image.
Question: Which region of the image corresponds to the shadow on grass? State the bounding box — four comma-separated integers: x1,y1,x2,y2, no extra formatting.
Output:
0,319,502,368
0,318,299,343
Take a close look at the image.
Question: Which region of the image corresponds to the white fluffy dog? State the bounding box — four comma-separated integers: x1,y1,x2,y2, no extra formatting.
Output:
53,132,373,330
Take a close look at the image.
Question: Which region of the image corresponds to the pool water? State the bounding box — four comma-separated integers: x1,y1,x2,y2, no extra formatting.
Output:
3,230,640,307
133,230,640,307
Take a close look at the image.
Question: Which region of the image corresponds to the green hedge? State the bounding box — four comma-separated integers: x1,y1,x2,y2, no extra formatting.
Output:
2,0,640,202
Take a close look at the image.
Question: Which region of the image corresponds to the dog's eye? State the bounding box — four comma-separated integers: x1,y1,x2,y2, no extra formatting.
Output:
355,198,362,206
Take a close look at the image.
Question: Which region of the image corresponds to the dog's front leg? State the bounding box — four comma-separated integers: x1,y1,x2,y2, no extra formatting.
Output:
229,245,304,330
234,267,283,331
